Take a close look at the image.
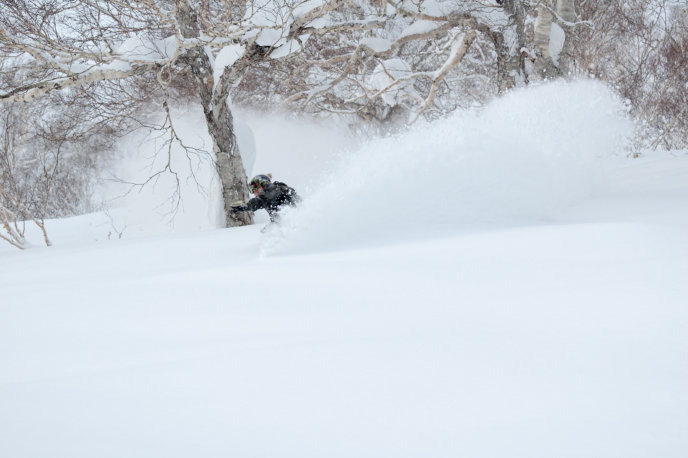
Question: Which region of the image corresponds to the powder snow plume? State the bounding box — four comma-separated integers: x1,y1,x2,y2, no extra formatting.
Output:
262,80,633,255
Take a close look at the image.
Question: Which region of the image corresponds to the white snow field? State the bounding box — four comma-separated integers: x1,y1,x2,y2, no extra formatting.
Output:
1,81,687,458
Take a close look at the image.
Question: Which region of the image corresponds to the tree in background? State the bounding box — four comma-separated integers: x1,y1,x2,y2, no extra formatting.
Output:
533,0,579,79
569,0,687,150
239,0,519,122
233,0,592,122
0,0,524,232
0,84,122,248
1,0,258,229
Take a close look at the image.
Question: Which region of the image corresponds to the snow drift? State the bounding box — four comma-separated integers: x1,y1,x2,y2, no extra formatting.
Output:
2,80,687,458
264,80,633,254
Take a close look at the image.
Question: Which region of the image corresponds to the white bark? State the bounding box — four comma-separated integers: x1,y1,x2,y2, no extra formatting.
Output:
534,0,560,78
413,30,477,120
534,0,578,78
0,0,556,238
556,0,577,22
1,64,160,103
556,0,577,75
491,0,528,93
175,0,253,227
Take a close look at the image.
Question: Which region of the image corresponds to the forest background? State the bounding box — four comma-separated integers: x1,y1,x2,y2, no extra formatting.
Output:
1,0,687,248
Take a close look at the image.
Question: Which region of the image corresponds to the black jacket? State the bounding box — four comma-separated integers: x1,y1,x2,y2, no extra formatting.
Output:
236,181,299,221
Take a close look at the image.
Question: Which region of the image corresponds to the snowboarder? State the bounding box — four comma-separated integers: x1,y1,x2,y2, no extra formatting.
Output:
231,174,300,222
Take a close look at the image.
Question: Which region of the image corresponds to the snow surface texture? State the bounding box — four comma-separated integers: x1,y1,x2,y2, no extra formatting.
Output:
1,81,687,458
264,80,632,254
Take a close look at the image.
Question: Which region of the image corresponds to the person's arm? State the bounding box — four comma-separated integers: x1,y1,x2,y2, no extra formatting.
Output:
246,196,264,211
231,196,264,213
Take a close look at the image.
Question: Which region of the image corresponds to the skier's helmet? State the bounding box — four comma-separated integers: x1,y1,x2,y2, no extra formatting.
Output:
249,174,271,193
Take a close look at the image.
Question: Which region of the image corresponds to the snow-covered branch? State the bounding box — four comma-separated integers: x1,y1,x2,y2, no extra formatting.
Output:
1,62,163,103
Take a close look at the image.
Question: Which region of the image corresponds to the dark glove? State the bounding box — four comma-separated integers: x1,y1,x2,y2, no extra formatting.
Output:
231,205,248,213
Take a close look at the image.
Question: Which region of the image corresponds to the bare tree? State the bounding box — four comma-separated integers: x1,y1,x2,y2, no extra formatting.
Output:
3,0,684,249
242,1,525,122
569,0,688,150
532,0,590,79
2,0,259,228
1,0,523,228
1,104,54,249
234,1,593,120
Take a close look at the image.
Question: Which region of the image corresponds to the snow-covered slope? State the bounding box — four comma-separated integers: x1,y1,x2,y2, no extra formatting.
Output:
1,81,687,458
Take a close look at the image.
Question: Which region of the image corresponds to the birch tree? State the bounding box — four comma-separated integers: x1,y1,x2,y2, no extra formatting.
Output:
234,0,583,119
9,0,657,244
266,0,533,120
1,0,275,228
2,0,471,225
533,0,583,79
1,0,522,231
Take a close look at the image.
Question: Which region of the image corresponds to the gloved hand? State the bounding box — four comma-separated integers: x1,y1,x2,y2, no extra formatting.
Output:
231,205,248,213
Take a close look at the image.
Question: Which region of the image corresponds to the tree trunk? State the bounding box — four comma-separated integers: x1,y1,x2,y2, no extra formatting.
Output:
534,0,561,79
534,0,578,79
176,1,253,227
492,0,528,93
555,0,577,76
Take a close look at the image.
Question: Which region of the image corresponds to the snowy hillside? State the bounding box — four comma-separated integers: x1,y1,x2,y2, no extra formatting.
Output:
1,81,687,458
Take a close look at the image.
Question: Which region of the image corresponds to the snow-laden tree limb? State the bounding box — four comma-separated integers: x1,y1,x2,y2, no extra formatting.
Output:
9,0,646,241
1,62,163,103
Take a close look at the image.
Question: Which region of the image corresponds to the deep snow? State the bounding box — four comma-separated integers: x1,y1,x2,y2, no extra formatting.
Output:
1,81,687,458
